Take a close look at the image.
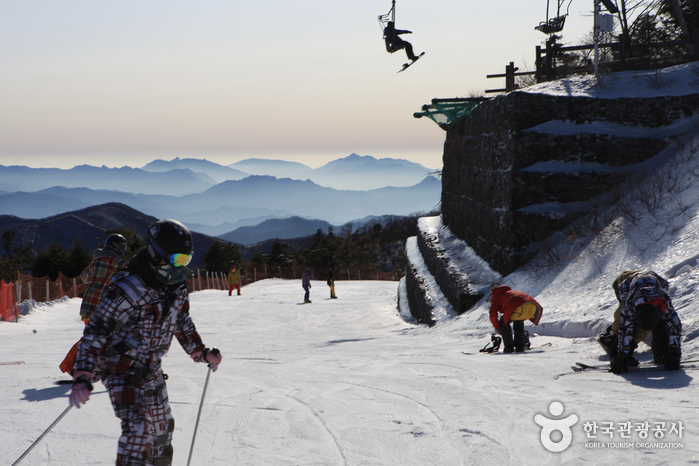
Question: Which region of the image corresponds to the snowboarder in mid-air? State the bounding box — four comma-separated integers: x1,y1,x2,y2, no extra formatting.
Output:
383,21,424,71
383,21,419,61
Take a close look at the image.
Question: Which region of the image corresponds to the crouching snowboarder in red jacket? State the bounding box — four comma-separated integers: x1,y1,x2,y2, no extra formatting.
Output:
489,285,543,353
69,219,222,466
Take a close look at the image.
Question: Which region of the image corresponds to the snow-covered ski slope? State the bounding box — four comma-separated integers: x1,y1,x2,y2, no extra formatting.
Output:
2,275,698,464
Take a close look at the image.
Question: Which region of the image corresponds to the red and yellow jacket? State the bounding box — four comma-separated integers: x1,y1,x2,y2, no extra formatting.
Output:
489,285,543,330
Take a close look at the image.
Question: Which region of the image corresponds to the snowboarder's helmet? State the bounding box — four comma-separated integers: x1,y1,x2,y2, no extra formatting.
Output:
635,303,661,330
105,234,128,257
147,219,193,268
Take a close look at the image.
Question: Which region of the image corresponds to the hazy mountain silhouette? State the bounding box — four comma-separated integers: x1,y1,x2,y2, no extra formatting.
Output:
228,158,312,180
179,175,440,224
141,157,249,183
228,153,435,190
220,216,334,245
0,165,215,195
310,153,435,190
0,176,439,227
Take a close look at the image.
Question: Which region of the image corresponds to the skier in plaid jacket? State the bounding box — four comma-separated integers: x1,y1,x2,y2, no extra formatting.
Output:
79,236,129,321
611,271,682,373
69,220,222,466
59,234,128,374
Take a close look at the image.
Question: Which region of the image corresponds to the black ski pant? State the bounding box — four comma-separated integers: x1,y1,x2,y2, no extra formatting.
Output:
499,317,526,351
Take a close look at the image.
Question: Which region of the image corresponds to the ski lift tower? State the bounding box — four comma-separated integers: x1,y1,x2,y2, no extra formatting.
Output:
594,0,618,77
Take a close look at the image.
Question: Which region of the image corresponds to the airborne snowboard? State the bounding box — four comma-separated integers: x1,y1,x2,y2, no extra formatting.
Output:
398,52,425,73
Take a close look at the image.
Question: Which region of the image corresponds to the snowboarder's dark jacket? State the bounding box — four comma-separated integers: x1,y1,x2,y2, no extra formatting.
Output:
615,271,682,356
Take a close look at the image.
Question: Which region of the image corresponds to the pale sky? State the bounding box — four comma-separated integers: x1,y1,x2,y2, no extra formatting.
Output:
0,1,597,170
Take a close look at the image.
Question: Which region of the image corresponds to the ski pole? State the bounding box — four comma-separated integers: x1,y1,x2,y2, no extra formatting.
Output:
187,348,219,466
12,405,73,465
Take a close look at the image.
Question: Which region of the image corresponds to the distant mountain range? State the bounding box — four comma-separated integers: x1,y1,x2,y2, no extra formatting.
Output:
0,175,440,227
0,154,436,196
0,153,440,245
0,165,215,196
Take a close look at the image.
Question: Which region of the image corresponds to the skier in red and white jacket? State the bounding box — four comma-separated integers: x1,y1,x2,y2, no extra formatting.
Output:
70,219,222,466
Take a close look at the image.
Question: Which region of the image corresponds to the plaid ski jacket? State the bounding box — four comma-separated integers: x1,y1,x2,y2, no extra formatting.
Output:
79,249,127,321
73,271,205,380
616,271,682,356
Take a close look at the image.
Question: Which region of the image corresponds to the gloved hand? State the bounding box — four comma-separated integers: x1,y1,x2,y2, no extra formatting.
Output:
610,353,629,374
665,347,681,371
191,347,222,372
69,371,95,408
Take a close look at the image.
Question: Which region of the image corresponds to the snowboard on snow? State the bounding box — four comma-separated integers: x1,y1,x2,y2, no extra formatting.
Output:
461,342,552,355
398,52,425,73
571,359,699,373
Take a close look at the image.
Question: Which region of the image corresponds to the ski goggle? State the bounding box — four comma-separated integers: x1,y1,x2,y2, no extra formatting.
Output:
167,252,193,268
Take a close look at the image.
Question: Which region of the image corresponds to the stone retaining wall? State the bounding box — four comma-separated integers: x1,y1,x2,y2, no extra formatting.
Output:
442,91,699,274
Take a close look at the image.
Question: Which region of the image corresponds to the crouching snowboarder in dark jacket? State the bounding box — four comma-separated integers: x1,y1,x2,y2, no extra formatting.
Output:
69,219,222,466
610,271,682,374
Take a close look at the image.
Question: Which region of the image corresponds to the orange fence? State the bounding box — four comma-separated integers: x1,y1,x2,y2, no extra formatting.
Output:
0,280,19,322
0,265,403,322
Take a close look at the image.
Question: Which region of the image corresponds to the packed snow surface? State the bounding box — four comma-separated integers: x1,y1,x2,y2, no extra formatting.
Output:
2,273,698,465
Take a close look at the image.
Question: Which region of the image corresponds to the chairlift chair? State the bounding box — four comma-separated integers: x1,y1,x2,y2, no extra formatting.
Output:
378,0,399,53
535,0,572,34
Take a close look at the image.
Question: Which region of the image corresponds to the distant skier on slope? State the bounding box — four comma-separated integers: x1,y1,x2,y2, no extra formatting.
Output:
489,285,543,353
327,267,337,299
608,271,682,374
59,233,128,374
302,267,312,303
227,264,241,296
69,219,222,466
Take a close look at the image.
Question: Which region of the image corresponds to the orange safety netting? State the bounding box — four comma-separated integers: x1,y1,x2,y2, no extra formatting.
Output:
0,280,19,322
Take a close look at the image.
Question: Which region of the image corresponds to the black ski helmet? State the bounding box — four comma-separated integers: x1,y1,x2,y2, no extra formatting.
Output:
146,219,193,266
105,234,128,257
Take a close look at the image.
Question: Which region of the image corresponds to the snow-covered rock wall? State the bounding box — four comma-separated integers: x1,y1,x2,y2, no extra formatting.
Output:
442,70,699,275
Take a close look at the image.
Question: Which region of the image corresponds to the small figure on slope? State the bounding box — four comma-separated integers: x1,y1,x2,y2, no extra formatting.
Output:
59,233,128,374
327,267,337,299
607,271,682,374
227,264,241,296
302,267,312,303
489,285,543,353
69,219,222,466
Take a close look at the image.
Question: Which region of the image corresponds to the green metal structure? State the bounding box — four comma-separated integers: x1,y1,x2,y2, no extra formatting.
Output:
414,97,489,129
